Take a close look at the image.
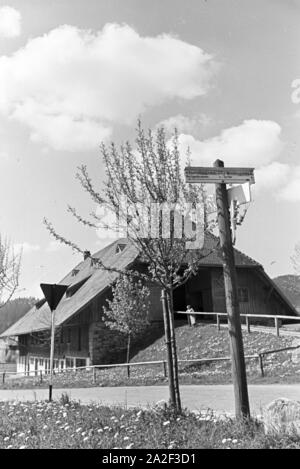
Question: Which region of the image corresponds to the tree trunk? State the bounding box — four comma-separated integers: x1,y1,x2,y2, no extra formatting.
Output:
126,332,131,378
167,289,182,413
161,288,176,409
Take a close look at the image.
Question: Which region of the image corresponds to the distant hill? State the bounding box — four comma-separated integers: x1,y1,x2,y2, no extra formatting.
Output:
273,275,300,312
0,297,38,335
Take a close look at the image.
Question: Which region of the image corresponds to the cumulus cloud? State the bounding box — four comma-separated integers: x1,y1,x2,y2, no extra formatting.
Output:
177,120,283,167
254,162,290,195
156,113,212,135
0,6,21,38
279,166,300,201
14,242,40,254
46,240,63,252
0,23,215,151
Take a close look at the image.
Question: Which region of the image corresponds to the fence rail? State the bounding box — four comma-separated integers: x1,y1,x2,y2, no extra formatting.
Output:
1,311,300,384
175,311,300,337
2,348,293,384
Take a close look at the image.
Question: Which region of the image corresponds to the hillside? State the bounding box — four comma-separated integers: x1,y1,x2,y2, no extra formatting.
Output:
273,274,300,311
4,322,300,389
0,297,38,334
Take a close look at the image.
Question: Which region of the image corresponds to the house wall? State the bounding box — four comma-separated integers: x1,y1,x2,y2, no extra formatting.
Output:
16,307,92,374
211,267,291,319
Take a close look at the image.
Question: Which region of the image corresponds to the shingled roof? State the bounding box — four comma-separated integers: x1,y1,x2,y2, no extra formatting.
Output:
0,233,270,338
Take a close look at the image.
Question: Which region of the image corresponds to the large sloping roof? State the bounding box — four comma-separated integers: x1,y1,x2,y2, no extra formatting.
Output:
0,239,139,337
1,233,284,337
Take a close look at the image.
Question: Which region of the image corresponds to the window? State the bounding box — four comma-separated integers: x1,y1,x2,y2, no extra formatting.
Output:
60,329,64,344
116,243,126,254
67,328,71,344
238,287,249,303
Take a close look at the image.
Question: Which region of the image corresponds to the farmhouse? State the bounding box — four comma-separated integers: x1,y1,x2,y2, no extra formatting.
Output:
0,234,297,375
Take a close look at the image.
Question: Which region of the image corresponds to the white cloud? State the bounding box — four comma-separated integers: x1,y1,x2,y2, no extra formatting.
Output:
15,242,40,254
156,113,212,135
0,23,215,151
177,120,283,167
254,162,290,195
0,6,21,38
46,240,64,252
279,166,300,201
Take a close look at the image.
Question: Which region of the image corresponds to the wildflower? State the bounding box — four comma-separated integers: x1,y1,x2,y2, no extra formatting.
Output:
76,428,82,433
97,429,103,433
126,443,134,449
124,436,129,441
232,439,238,444
6,445,13,449
81,431,87,436
18,433,25,438
163,421,170,426
19,445,26,449
83,436,89,442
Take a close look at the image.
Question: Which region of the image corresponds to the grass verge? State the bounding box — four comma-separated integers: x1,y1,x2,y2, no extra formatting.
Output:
0,396,300,449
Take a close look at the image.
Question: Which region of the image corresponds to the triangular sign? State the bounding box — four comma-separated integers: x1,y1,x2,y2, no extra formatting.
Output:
40,283,68,311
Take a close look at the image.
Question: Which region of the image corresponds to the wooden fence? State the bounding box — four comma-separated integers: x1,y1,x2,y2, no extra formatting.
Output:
175,311,300,337
2,345,299,384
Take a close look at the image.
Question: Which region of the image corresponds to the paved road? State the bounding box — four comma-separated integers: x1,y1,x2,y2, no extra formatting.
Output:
0,384,300,415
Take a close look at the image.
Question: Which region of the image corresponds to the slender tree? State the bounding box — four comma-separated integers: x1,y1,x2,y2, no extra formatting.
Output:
0,236,21,306
44,122,216,413
103,274,150,376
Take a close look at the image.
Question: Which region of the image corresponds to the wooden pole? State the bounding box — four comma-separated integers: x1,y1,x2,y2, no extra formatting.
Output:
161,289,176,409
246,315,251,334
49,308,56,402
217,314,220,331
126,333,131,379
214,159,250,419
163,360,167,378
258,354,264,377
275,317,280,337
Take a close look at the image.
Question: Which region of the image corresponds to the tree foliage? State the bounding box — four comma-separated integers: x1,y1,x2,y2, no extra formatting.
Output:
0,236,21,306
103,274,150,337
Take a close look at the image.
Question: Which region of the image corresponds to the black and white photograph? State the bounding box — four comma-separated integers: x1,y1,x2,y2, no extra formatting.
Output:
0,0,299,454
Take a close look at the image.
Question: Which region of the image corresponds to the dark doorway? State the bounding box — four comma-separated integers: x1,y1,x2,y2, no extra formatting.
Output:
173,284,187,320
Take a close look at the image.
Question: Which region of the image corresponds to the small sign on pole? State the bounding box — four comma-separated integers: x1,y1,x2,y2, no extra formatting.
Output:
185,166,255,185
40,283,68,402
227,182,252,206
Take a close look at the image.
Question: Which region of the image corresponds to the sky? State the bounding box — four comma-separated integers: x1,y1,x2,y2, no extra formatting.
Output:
0,0,299,298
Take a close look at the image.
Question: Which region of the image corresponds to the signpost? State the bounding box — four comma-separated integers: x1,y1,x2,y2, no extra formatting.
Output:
40,283,68,402
185,160,254,419
185,166,255,185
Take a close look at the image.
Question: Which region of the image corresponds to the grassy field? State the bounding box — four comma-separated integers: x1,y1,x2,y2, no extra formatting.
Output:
2,323,300,389
0,396,300,449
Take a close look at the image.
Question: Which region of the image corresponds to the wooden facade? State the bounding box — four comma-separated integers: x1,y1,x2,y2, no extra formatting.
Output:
15,263,297,373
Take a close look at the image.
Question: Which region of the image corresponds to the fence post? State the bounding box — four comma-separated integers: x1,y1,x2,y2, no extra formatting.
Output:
275,317,280,337
127,364,130,379
163,361,167,378
246,316,251,334
40,370,43,384
258,354,264,377
93,367,96,384
2,372,5,385
217,314,220,331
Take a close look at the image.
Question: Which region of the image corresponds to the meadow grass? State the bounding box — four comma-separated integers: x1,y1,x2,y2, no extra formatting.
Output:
0,396,300,449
